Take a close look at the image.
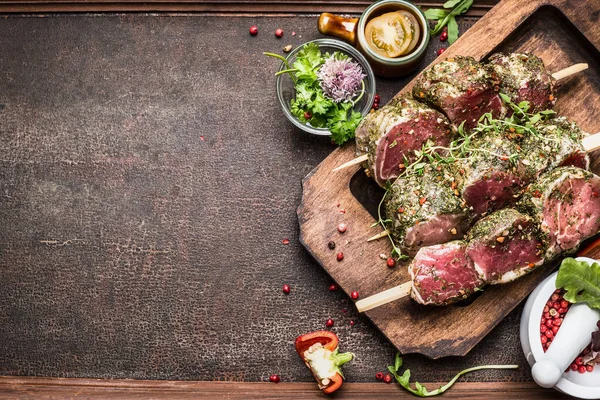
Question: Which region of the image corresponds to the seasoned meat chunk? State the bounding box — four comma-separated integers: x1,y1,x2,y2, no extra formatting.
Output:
488,53,556,113
520,116,589,174
412,56,505,130
410,241,484,305
518,167,600,259
385,164,470,256
466,209,545,284
461,132,528,217
354,96,453,187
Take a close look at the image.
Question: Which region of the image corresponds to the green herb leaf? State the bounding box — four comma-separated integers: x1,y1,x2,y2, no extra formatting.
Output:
556,258,600,309
388,352,518,397
427,0,473,37
447,16,459,44
394,352,403,372
424,9,450,20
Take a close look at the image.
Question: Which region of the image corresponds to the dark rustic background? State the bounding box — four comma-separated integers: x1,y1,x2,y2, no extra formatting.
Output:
0,12,531,383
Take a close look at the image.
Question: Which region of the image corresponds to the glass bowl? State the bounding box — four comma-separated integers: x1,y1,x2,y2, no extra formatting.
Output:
275,38,376,137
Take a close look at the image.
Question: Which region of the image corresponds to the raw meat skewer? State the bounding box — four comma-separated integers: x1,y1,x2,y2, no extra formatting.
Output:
356,166,600,311
333,59,588,174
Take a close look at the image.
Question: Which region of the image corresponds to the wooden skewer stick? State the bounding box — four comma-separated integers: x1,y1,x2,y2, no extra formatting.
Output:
332,154,368,172
551,63,588,81
332,63,589,173
355,282,412,312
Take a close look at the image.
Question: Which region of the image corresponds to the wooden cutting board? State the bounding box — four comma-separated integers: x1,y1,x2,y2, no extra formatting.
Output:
298,0,600,358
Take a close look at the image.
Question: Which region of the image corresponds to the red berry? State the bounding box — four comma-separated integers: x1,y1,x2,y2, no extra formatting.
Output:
283,284,290,294
540,335,547,344
337,223,347,233
249,25,258,36
275,28,284,38
543,305,549,313
326,318,334,328
440,31,448,41
587,365,594,372
552,318,562,326
384,374,392,384
545,330,554,339
376,372,384,381
545,319,553,328
560,300,569,308
543,312,550,319
540,325,547,333
578,365,586,374
551,326,559,334
387,257,396,268
437,48,446,56
558,308,567,314
571,363,578,371
336,252,344,261
551,293,560,301
282,238,290,245
269,374,280,383
329,283,339,291
303,111,312,120
576,357,584,365
351,291,359,299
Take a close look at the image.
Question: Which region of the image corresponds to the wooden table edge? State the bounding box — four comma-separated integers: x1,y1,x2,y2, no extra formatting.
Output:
0,377,566,398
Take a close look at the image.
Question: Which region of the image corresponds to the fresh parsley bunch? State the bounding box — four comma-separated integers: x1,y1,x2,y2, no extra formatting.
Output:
425,0,474,44
265,42,366,145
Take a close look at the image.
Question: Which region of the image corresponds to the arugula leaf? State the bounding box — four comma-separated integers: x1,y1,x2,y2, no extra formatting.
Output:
556,258,600,309
425,0,473,40
388,352,518,397
447,14,459,44
424,9,449,20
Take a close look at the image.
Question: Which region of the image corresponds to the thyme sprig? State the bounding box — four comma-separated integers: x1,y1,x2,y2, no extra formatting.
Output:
372,95,558,260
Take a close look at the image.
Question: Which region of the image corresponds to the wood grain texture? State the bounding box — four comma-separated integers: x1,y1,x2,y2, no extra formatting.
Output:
298,0,600,358
0,377,568,399
0,0,496,15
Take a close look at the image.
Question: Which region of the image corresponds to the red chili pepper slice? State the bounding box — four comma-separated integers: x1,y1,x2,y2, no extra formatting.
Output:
294,330,353,395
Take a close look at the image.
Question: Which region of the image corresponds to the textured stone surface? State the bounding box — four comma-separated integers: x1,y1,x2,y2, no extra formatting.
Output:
0,14,530,382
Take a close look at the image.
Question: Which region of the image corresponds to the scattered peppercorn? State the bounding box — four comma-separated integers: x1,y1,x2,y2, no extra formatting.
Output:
326,318,334,328
349,320,355,326
282,238,290,245
336,252,344,261
383,374,392,384
387,257,396,268
328,241,336,250
375,372,384,381
337,223,347,233
249,25,258,36
440,31,448,41
304,111,312,120
269,374,280,383
437,48,446,56
283,44,293,53
275,28,284,38
283,284,290,294
329,283,339,291
351,291,359,299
